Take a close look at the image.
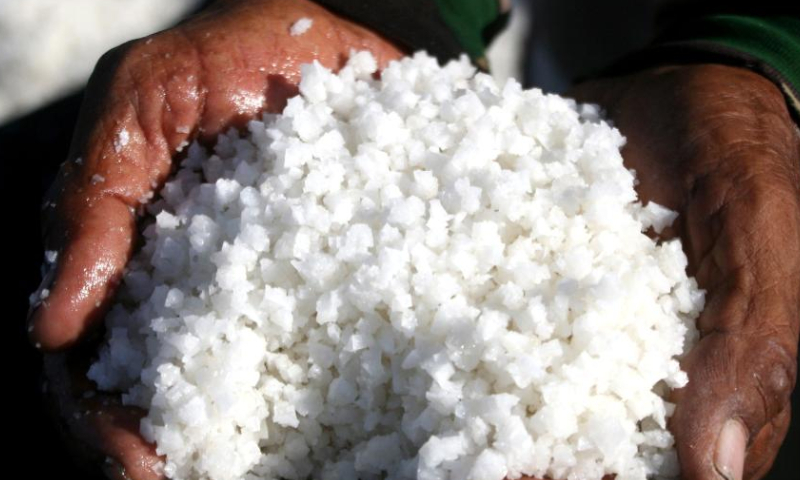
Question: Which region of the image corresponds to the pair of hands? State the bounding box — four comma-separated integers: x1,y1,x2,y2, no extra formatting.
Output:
27,0,800,479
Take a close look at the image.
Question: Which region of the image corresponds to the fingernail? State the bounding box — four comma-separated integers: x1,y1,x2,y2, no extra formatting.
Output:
714,419,748,480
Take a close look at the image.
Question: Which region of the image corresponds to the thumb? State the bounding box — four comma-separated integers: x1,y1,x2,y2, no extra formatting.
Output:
669,103,800,480
670,298,797,480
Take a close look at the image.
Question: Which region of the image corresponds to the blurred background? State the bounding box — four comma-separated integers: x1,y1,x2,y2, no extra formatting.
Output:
2,1,796,479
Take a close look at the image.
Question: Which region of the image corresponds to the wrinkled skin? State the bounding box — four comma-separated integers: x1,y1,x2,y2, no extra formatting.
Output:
27,0,402,478
569,65,800,480
27,0,800,478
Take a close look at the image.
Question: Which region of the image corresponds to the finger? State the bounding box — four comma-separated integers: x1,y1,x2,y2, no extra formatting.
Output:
715,418,748,480
90,403,165,480
671,221,798,479
670,254,798,480
670,327,795,480
26,0,408,351
743,407,790,480
669,226,798,480
43,353,165,480
27,34,205,351
182,0,404,137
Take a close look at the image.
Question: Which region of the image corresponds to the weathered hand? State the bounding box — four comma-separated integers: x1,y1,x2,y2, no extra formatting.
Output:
569,64,800,480
27,0,402,478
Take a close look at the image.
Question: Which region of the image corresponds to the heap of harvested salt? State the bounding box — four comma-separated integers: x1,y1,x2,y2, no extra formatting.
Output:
88,51,703,480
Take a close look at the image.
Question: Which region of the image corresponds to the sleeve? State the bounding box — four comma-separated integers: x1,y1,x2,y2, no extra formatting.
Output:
604,11,800,121
310,0,509,70
651,15,800,119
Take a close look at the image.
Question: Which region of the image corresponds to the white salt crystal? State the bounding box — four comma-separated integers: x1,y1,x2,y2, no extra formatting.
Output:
327,377,357,405
419,434,467,469
298,61,327,103
640,202,679,234
470,449,508,480
289,17,313,37
44,250,58,264
273,401,299,428
178,397,208,427
188,215,219,254
315,289,342,325
114,128,129,153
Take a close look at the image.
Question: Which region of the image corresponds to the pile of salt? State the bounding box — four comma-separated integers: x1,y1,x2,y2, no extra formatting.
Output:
88,51,702,480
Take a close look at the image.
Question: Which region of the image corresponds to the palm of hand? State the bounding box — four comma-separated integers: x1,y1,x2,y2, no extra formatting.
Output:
570,64,800,480
30,1,402,478
36,0,403,350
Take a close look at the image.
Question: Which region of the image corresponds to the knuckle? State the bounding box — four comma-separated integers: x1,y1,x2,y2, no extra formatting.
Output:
745,338,796,421
96,39,138,72
85,40,144,98
726,166,793,213
763,342,796,400
94,35,163,88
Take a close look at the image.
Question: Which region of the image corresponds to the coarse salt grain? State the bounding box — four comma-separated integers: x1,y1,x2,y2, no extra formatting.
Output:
289,17,313,37
114,128,130,153
88,52,703,480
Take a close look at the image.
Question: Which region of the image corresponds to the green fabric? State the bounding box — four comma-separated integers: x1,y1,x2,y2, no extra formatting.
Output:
433,0,499,60
658,15,800,116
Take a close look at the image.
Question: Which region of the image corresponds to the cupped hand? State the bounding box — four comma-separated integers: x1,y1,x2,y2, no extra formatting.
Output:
28,0,403,478
569,64,800,480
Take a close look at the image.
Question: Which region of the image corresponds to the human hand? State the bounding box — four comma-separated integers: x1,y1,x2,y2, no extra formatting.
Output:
569,64,800,480
27,0,403,477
